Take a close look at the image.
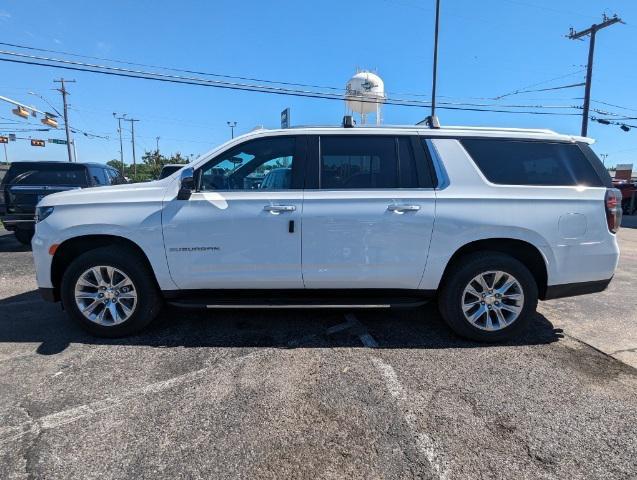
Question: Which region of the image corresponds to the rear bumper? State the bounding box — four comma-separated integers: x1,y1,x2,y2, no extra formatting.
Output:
38,287,58,302
543,277,612,300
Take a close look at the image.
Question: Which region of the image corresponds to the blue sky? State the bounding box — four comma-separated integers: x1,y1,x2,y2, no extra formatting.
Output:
0,0,635,167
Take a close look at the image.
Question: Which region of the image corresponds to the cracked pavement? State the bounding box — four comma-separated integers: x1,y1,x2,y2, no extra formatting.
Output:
1,227,636,479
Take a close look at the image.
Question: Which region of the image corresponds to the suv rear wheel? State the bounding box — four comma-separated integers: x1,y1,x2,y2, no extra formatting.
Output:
60,246,162,337
439,252,538,342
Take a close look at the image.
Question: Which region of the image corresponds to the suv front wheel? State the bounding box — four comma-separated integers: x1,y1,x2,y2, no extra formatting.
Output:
60,246,162,337
439,252,538,342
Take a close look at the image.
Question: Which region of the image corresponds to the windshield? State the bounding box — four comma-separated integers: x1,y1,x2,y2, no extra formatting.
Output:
2,164,88,187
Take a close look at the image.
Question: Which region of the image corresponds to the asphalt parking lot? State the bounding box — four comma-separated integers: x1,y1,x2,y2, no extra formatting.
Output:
1,225,636,479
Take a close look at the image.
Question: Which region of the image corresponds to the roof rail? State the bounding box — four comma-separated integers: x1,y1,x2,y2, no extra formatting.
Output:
440,125,558,135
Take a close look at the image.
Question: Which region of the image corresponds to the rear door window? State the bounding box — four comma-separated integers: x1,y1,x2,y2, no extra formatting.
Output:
460,139,604,187
318,135,430,189
320,136,397,189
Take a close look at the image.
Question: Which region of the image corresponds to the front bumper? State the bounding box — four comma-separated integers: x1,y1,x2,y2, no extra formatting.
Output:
31,224,56,289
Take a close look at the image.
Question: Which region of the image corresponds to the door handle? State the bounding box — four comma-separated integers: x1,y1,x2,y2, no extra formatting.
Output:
387,204,421,213
263,204,296,213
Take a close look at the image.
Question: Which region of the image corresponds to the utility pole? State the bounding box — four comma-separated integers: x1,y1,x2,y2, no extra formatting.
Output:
430,0,441,123
227,121,237,139
113,113,126,174
53,78,76,162
567,14,623,137
155,136,160,152
3,143,8,165
125,118,140,177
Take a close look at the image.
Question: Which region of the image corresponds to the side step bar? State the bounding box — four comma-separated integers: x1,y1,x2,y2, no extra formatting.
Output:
171,303,394,309
164,290,433,310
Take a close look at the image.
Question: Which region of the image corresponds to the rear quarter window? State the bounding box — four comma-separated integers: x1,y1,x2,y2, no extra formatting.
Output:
460,139,604,187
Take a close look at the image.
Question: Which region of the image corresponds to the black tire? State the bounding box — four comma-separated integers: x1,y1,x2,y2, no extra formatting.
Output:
60,245,162,337
14,228,34,245
438,252,538,342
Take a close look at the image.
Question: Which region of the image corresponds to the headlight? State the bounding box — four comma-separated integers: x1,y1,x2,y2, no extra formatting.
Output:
35,206,55,223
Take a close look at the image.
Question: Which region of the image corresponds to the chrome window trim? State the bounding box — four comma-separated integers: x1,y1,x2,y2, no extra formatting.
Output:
424,139,450,190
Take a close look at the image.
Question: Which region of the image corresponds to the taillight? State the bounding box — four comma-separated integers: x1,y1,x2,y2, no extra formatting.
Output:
605,188,622,234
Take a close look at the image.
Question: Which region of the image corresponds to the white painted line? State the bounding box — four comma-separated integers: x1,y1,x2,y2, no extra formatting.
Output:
358,332,379,348
344,313,380,348
288,317,359,347
371,356,450,480
325,317,356,335
0,350,263,445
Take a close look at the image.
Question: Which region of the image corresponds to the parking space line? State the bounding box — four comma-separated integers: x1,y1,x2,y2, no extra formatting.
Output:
288,319,357,347
0,350,264,445
371,356,449,480
344,313,379,348
325,317,356,335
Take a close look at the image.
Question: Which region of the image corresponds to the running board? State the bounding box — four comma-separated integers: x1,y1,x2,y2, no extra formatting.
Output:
164,290,433,310
202,304,391,309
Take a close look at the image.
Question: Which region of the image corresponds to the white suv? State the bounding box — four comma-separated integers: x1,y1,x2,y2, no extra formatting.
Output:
32,125,621,341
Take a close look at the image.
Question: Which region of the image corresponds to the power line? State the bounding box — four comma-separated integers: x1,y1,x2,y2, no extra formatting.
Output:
492,69,586,100
0,41,346,93
0,49,584,117
0,42,590,112
494,82,586,100
591,99,637,113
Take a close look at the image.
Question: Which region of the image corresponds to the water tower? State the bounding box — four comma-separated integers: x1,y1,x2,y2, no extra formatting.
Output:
345,70,385,125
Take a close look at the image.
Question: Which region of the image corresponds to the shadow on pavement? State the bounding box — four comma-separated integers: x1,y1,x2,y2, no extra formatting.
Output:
0,231,30,253
0,290,564,355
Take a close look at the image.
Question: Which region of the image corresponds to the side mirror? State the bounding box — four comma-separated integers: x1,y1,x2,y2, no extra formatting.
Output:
177,167,195,200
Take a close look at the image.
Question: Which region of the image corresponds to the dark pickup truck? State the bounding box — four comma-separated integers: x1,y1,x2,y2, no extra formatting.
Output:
0,161,125,244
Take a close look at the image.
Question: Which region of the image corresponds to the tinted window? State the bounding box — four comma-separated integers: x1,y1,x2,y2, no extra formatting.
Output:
461,139,604,187
260,168,291,190
200,136,296,191
397,136,419,188
108,169,126,185
320,136,398,189
89,167,109,186
2,163,88,186
159,165,183,179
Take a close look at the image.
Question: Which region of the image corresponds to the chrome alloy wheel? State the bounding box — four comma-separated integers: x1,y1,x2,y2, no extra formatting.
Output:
74,266,138,326
461,270,524,331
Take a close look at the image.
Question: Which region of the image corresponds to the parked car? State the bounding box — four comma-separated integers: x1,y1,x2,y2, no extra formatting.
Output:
1,161,125,244
612,179,636,215
32,125,621,341
158,164,185,179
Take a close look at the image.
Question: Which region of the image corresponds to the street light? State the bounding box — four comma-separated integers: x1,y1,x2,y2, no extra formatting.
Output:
227,121,237,139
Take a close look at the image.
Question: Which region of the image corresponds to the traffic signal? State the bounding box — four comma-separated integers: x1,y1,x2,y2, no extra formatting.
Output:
41,116,59,128
0,136,8,144
12,106,30,119
31,139,46,147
